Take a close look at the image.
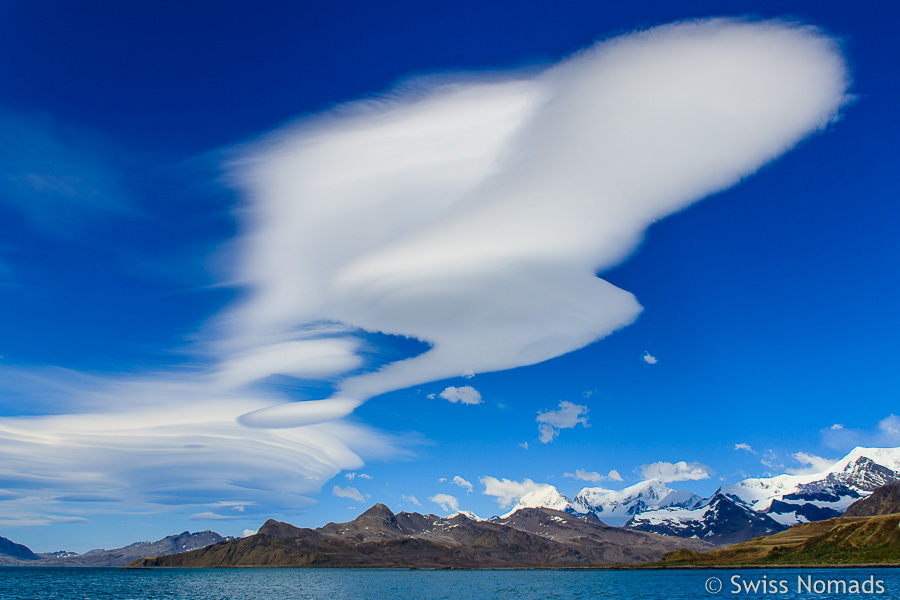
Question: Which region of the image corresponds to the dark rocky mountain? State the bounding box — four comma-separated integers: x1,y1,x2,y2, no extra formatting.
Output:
627,492,787,546
130,504,713,568
0,535,40,562
0,530,230,567
844,481,900,517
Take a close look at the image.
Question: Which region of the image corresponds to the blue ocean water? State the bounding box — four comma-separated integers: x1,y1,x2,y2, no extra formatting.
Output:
0,567,898,599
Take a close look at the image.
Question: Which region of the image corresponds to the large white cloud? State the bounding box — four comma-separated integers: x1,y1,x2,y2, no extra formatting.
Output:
0,18,851,525
224,18,850,427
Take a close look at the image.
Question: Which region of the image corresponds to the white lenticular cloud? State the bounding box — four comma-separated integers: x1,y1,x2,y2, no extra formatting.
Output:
639,460,712,482
226,18,850,427
0,17,852,527
438,386,483,405
0,375,399,526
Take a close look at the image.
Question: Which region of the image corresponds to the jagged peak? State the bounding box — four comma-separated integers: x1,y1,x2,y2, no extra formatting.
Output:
359,503,397,520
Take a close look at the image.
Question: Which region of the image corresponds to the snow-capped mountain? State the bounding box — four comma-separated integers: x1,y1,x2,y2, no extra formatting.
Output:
499,485,588,519
625,447,900,544
627,492,786,545
575,479,701,526
447,510,484,521
721,447,900,525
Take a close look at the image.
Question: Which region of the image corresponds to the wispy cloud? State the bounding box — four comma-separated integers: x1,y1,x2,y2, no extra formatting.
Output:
734,443,755,453
452,475,474,492
401,494,421,506
642,352,658,365
638,460,712,482
821,415,900,450
0,369,400,526
188,511,236,521
761,449,784,472
536,401,589,443
333,485,367,503
786,451,836,475
0,110,135,235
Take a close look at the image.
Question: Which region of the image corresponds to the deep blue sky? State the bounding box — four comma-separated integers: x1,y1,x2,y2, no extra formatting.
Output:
0,1,898,551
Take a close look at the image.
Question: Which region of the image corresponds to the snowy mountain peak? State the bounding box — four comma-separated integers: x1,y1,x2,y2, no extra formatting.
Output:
721,446,900,515
633,446,900,543
832,447,900,475
500,485,587,519
574,479,700,525
446,510,484,521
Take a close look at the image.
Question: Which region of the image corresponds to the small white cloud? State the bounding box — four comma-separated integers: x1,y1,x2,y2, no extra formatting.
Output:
401,494,421,506
761,449,783,471
438,477,447,483
429,493,460,513
564,468,623,482
333,485,367,503
439,386,483,405
519,442,529,450
242,528,258,537
639,460,712,482
207,501,253,513
642,351,658,364
188,511,235,521
344,472,356,480
822,415,900,450
786,451,835,475
357,473,372,480
426,393,436,400
536,401,589,443
452,476,474,492
734,443,755,453
480,476,548,508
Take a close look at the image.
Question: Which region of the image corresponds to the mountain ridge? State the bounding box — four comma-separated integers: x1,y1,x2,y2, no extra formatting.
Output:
129,504,713,568
0,530,231,567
